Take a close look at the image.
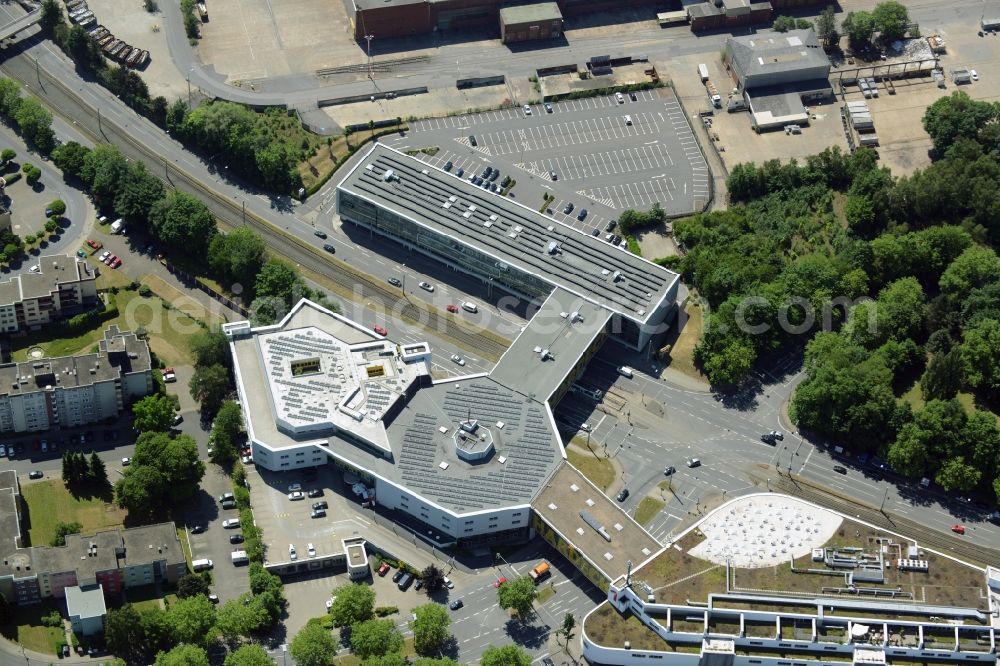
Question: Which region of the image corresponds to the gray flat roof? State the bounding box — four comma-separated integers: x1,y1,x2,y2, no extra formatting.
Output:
489,287,609,403
500,2,562,24
727,29,829,81
0,470,31,580
338,145,678,325
65,584,107,620
532,463,660,581
354,0,425,10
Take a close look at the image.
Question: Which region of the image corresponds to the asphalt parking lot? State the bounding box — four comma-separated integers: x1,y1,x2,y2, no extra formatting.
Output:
387,88,708,238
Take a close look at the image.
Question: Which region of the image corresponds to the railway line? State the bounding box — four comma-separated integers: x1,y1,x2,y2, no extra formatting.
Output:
3,49,509,360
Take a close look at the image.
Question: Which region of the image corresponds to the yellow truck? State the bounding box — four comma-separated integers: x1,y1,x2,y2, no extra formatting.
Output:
529,561,550,584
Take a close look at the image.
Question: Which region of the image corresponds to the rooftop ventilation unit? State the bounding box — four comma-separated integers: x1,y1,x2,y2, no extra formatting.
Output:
546,241,561,255
382,169,395,182
612,271,622,282
571,311,583,323
540,349,552,361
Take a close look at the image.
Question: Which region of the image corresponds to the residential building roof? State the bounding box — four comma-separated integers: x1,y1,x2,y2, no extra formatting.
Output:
65,584,107,620
500,2,563,24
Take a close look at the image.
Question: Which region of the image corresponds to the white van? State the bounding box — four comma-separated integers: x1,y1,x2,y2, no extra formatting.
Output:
461,301,478,313
617,366,634,379
192,558,213,572
231,550,249,565
110,218,126,234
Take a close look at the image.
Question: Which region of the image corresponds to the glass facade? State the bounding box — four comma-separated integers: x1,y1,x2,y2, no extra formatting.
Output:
340,192,552,300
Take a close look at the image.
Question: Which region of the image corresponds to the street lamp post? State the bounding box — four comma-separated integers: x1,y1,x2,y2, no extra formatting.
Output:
364,34,375,80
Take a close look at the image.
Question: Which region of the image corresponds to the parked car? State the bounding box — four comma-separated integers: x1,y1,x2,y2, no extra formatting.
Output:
615,92,625,103
449,599,464,610
447,304,459,313
577,208,588,221
313,230,327,239
323,244,336,254
444,576,454,589
308,543,316,557
544,103,553,113
288,483,302,492
451,354,465,366
687,458,701,468
378,562,391,576
288,491,305,501
563,202,574,214
664,466,676,476
833,465,847,474
311,509,326,518
605,219,617,232
549,170,558,181
392,570,405,583
523,104,532,115
468,135,477,146
493,577,508,588
455,168,464,177
121,457,131,466
307,488,323,498
388,277,402,287
222,519,240,529
443,161,453,171
162,367,177,382
229,534,244,544
218,492,235,503
616,488,630,502
312,501,328,510
28,470,43,479
418,281,434,292
951,524,966,535
374,325,388,336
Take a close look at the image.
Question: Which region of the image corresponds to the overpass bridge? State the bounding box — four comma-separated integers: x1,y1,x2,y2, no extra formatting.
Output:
0,9,41,42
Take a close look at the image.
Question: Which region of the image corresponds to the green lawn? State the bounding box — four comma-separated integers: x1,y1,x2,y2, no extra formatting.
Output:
634,497,666,526
22,479,126,547
900,384,978,413
0,601,66,655
566,445,616,491
11,289,208,366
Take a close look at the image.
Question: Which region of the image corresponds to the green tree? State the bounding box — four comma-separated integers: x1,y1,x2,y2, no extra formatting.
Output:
365,655,407,666
208,226,267,289
209,401,243,465
224,645,273,666
50,521,82,547
351,618,403,660
81,143,129,200
409,603,451,655
289,619,338,666
874,277,926,344
13,96,56,154
872,0,909,40
935,456,981,492
47,199,66,216
419,564,445,593
105,604,147,663
176,573,211,599
841,10,876,46
480,645,532,666
961,317,1000,392
133,393,178,433
329,582,376,627
166,594,215,645
115,464,167,519
115,161,165,223
189,363,230,416
816,5,839,46
921,348,962,402
214,596,268,642
496,576,537,620
39,0,63,33
133,432,206,501
940,246,1000,296
559,612,576,647
89,452,109,489
153,644,209,666
189,326,230,369
148,191,217,259
772,15,796,32
0,148,15,163
922,92,1000,154
254,258,308,304
51,141,91,179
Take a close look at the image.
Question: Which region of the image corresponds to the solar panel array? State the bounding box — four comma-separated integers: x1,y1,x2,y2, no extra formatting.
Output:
262,331,349,424
396,382,558,511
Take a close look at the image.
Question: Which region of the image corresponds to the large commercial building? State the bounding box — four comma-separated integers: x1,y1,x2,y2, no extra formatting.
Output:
350,0,657,40
0,254,98,334
227,292,625,547
336,144,680,352
0,326,153,434
725,29,833,130
582,494,1000,666
0,471,186,608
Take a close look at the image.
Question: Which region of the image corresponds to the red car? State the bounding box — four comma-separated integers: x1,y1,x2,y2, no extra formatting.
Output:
377,562,390,577
111,258,122,269
374,325,388,336
951,524,966,535
447,304,459,313
86,239,102,250
494,577,507,588
104,253,117,266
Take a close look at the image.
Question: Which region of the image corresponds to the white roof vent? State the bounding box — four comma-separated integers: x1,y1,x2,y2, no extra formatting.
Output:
547,225,554,232
546,241,561,255
612,270,622,282
365,164,374,171
483,220,492,228
382,169,395,182
571,311,583,323
539,349,553,361
559,311,568,318
533,346,542,353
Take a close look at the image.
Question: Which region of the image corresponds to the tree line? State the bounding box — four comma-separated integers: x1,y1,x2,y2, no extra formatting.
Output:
673,91,1000,503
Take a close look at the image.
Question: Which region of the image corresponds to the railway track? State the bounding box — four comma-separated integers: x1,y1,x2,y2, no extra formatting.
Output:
766,473,997,568
6,52,509,360
316,55,429,77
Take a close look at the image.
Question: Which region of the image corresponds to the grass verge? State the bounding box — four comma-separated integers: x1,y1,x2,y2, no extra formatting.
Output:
665,299,705,382
634,497,665,526
22,479,126,547
566,445,615,491
0,601,66,655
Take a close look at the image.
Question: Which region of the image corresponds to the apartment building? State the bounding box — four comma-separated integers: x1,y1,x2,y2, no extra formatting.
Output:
0,254,98,333
0,325,153,433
